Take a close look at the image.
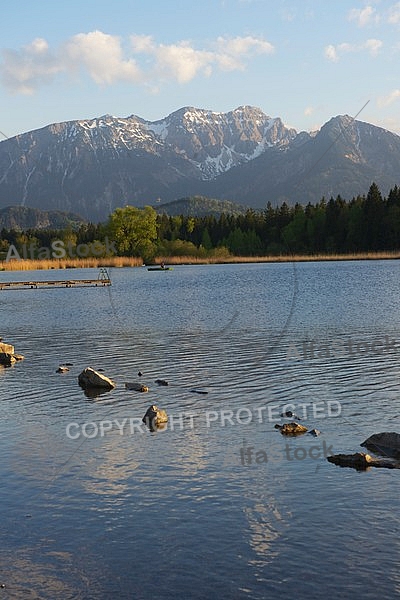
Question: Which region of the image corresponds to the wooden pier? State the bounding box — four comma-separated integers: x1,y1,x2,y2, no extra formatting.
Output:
0,268,111,291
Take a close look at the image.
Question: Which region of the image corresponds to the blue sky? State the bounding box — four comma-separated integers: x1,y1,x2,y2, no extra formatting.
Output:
1,0,400,138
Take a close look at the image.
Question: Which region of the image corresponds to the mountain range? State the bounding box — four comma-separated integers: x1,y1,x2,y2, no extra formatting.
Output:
0,106,399,221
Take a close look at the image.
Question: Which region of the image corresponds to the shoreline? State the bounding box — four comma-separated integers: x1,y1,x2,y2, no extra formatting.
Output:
0,251,399,271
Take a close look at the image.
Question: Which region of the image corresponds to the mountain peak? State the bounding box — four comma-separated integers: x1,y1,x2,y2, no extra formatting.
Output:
0,107,399,221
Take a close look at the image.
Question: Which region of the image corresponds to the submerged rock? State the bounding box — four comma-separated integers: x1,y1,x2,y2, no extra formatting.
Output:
155,379,169,386
327,452,399,470
274,422,308,435
308,428,321,437
57,366,70,373
280,410,301,420
125,382,149,392
78,367,115,390
142,405,168,429
361,432,400,458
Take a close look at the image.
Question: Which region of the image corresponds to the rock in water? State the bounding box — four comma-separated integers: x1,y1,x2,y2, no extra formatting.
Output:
142,405,168,428
125,382,149,392
327,452,399,470
155,379,169,386
308,428,321,437
0,341,24,364
274,422,308,435
280,410,301,420
78,367,115,390
361,432,400,458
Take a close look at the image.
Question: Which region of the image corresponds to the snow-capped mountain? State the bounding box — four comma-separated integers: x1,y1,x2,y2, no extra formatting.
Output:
144,105,297,179
0,106,399,220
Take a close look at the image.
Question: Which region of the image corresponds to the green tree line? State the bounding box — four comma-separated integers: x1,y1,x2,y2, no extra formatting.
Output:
1,183,400,260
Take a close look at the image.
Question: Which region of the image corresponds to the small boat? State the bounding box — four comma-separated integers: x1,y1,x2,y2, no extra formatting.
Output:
147,266,173,271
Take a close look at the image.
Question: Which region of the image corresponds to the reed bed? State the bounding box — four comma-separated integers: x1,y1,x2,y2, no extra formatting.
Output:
156,251,400,265
0,256,143,271
0,251,399,272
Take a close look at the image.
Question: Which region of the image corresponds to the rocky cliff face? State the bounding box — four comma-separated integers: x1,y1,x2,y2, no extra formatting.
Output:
146,105,297,179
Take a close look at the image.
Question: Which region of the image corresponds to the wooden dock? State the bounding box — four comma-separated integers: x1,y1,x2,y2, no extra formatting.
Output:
0,268,111,290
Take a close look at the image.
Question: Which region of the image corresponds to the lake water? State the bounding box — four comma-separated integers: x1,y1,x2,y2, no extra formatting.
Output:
0,261,399,599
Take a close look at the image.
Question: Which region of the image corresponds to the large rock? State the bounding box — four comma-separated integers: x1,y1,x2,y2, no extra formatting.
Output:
0,341,24,366
361,432,400,458
78,367,115,390
142,405,168,429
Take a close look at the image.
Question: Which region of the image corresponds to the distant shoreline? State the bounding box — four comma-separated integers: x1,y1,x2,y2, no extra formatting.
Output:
0,251,399,271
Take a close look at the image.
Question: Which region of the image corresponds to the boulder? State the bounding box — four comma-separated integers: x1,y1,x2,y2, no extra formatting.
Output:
0,341,24,365
361,432,400,458
142,405,168,428
327,452,399,470
78,367,115,390
57,366,70,373
125,382,149,392
274,422,308,435
0,353,16,366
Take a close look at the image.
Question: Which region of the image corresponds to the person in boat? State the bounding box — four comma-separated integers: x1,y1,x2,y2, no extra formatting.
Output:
160,261,165,269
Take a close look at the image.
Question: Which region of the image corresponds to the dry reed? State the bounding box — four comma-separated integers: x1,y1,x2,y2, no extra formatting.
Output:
0,256,143,271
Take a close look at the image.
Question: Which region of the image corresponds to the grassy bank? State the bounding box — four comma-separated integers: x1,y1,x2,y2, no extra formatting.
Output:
0,251,399,272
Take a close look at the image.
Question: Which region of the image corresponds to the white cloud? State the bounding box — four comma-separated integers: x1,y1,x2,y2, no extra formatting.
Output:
1,37,63,94
348,5,379,27
212,36,274,73
0,31,275,94
131,36,214,83
387,2,400,24
304,106,314,116
65,31,141,85
348,3,400,27
324,45,338,62
377,89,400,107
130,34,274,82
324,38,383,61
364,38,383,55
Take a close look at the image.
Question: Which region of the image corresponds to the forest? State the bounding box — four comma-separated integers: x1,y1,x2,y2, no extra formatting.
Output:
1,183,400,261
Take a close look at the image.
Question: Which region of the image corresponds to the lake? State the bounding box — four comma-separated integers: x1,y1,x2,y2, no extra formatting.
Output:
0,260,399,599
